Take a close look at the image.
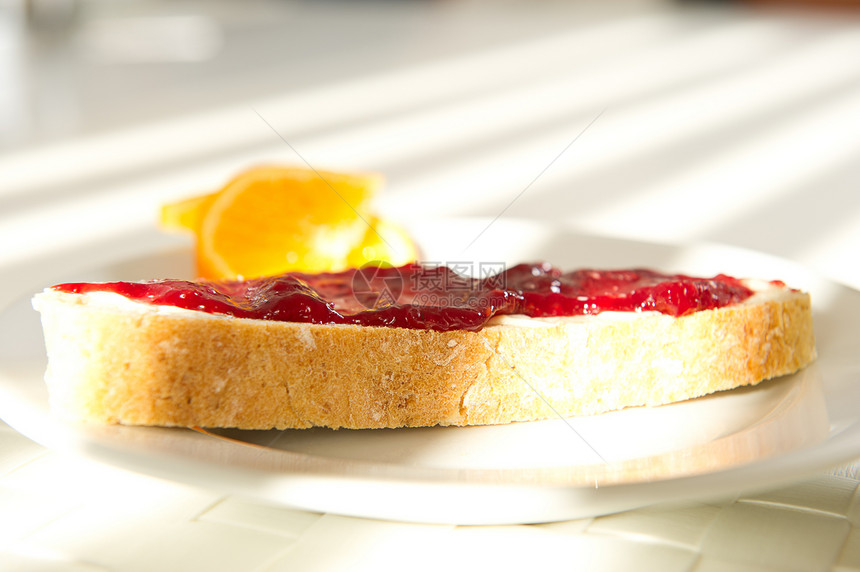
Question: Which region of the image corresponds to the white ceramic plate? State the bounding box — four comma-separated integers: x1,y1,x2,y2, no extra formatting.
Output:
1,219,859,525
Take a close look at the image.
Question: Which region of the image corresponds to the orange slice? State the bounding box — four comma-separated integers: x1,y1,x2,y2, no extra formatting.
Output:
347,216,418,269
159,193,216,234
160,166,417,280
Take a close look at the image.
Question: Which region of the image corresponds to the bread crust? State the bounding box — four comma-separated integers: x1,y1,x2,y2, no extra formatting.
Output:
33,285,816,429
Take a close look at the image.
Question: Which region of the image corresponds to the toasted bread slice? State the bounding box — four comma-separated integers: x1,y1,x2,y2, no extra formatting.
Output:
32,280,815,429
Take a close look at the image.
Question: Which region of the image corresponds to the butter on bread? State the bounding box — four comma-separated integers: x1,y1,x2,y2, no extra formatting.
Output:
32,280,816,429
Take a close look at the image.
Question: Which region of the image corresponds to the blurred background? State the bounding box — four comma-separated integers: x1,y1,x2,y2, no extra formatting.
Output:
1,0,860,290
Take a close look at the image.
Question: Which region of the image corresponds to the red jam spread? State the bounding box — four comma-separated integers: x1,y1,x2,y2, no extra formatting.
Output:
53,263,753,332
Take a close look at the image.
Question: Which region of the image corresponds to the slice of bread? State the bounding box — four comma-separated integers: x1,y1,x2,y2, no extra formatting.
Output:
32,279,816,430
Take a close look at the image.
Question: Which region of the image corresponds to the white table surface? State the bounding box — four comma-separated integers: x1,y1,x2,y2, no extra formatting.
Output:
2,1,860,570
